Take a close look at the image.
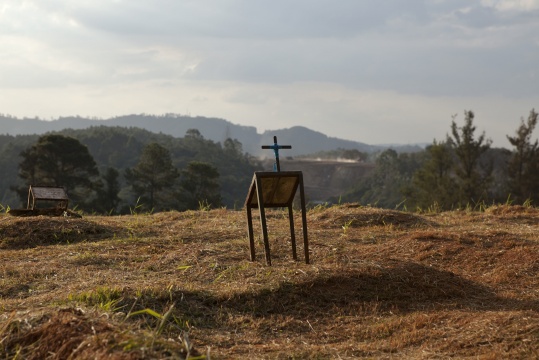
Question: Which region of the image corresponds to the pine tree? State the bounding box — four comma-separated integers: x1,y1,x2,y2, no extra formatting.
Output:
93,167,121,214
15,134,100,207
506,109,539,203
179,161,221,210
448,111,492,206
411,140,457,210
125,143,179,211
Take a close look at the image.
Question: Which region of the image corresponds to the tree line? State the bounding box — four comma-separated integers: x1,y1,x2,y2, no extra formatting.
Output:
0,126,261,213
336,109,539,210
1,109,538,213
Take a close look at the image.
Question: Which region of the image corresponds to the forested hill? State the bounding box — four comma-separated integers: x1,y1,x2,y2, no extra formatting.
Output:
0,114,417,156
0,126,261,210
2,109,536,215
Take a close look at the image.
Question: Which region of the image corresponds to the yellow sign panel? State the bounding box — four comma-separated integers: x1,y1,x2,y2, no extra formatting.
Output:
244,170,309,265
245,171,301,208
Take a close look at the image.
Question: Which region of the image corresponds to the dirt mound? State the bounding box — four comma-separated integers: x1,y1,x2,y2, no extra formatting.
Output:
484,205,539,224
2,308,193,359
8,208,82,218
308,203,436,229
0,216,121,249
486,204,539,216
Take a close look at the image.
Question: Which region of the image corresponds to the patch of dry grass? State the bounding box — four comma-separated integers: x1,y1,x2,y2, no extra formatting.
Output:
0,203,538,359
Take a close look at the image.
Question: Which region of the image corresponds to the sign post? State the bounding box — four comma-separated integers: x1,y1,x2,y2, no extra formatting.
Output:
245,137,309,265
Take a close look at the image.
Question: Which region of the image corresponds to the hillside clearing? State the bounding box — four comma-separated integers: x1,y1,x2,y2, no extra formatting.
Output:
1,204,538,359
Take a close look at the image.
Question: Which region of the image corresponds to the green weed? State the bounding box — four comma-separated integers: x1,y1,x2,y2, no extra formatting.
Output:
394,199,407,211
474,200,488,212
426,202,442,214
310,202,330,212
68,286,124,312
0,203,10,214
342,220,354,236
177,265,193,271
130,197,153,215
504,194,514,206
127,303,179,337
198,200,211,211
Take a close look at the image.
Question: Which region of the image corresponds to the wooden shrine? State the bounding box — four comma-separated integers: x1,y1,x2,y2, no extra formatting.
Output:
8,185,78,217
27,185,69,211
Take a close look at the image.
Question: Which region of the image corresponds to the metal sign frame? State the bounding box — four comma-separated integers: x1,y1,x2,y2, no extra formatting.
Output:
245,171,309,265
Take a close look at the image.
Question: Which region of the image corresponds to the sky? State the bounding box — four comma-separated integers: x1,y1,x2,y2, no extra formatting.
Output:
0,1,538,148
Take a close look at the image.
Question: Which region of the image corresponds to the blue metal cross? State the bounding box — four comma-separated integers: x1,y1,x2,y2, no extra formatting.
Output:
261,136,292,172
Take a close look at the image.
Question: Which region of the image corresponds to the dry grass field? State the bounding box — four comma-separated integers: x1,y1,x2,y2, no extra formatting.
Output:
1,203,538,359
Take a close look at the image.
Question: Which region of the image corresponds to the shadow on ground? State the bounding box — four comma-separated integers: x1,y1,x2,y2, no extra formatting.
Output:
0,217,125,249
109,260,538,330
220,261,538,316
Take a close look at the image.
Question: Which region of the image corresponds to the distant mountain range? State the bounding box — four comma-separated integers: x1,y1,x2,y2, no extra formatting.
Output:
0,114,423,157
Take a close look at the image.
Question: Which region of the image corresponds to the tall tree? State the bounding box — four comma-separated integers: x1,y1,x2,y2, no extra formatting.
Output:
448,111,492,206
185,128,204,140
223,138,243,158
179,161,221,210
125,143,179,211
93,167,121,214
15,134,100,207
506,109,539,203
410,140,457,210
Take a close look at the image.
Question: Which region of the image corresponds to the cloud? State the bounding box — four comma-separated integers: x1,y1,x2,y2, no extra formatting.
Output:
0,0,537,147
481,0,539,11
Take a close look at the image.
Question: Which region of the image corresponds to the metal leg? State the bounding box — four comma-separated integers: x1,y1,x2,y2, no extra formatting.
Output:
299,174,310,264
255,175,272,266
246,206,256,261
288,205,297,260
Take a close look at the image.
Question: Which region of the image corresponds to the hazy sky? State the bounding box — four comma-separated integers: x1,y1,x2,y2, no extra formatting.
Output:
1,1,538,147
